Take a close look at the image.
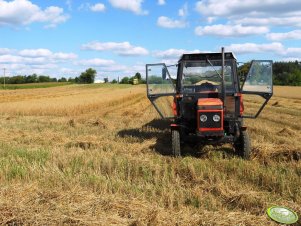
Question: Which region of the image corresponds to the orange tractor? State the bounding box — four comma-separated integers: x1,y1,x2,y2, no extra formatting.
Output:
146,48,273,159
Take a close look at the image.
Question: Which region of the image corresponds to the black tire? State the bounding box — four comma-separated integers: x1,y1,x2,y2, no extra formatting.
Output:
234,130,251,160
172,130,181,157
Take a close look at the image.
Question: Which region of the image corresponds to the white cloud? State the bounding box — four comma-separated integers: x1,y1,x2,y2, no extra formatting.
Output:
0,48,12,55
0,55,48,65
266,30,301,41
225,42,285,55
78,58,115,67
195,0,301,17
195,24,269,37
157,16,187,28
178,3,188,17
66,0,72,10
158,0,165,5
195,0,301,28
0,49,77,66
225,42,301,58
108,0,147,15
52,52,77,60
282,57,301,62
18,49,77,60
235,16,301,27
19,49,52,57
81,41,149,56
0,48,78,77
0,0,69,27
90,3,106,12
207,17,216,24
154,48,201,59
285,47,301,57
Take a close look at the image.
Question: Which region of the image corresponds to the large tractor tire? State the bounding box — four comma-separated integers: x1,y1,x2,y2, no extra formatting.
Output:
234,130,251,160
171,130,181,157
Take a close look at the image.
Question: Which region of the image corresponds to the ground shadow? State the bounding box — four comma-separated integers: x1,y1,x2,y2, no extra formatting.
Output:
118,119,171,155
118,119,235,158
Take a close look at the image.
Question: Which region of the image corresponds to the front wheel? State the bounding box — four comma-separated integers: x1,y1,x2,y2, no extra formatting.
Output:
171,130,181,157
234,130,251,160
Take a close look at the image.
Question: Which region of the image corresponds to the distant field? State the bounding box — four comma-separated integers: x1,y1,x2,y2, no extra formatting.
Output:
274,86,301,99
0,82,72,90
0,84,299,225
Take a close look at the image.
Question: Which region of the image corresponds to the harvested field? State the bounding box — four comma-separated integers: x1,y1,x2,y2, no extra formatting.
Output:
0,84,300,225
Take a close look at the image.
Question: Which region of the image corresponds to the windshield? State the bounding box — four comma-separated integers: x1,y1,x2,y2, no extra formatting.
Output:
182,60,234,93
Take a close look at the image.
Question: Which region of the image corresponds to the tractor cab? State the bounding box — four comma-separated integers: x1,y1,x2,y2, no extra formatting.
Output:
146,48,273,159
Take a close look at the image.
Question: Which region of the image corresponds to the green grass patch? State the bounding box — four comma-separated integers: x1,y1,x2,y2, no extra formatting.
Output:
0,82,72,90
6,163,28,180
0,147,50,181
75,83,136,89
0,146,50,165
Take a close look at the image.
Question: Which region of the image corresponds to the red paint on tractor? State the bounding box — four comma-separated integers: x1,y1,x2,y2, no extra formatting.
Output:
197,98,224,132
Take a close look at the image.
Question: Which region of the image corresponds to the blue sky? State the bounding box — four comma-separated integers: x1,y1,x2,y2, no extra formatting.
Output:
0,0,301,80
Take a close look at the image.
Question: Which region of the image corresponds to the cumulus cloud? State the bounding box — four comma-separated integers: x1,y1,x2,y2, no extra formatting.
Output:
282,57,301,62
195,0,301,17
226,42,285,55
90,3,106,12
0,0,69,28
195,0,301,29
154,48,201,59
108,0,147,15
52,52,77,61
157,16,187,28
0,48,12,55
0,48,78,77
158,0,165,5
18,49,52,57
81,41,149,56
235,17,301,27
0,48,77,66
78,58,115,67
17,49,77,60
66,0,72,10
195,24,269,37
178,3,188,17
266,30,301,41
225,42,301,58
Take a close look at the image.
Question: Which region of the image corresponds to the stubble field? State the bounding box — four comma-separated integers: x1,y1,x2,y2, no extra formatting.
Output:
0,84,300,225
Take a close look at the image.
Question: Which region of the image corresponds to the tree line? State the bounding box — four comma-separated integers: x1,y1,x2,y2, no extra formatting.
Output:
0,68,98,85
238,61,301,86
273,61,301,86
0,74,70,84
1,61,300,86
117,72,146,84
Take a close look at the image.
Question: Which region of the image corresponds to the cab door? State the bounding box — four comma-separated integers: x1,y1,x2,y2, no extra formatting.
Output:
241,60,273,118
146,64,176,119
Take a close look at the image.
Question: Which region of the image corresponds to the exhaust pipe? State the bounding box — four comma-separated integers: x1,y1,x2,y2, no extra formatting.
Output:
221,47,226,107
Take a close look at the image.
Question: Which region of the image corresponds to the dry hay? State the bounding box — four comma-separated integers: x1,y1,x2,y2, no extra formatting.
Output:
0,84,299,225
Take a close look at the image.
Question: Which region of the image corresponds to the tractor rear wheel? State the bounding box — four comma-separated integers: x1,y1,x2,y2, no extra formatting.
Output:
234,130,251,160
171,130,181,157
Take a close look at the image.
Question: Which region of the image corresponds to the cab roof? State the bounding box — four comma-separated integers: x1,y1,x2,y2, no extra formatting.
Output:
179,52,237,62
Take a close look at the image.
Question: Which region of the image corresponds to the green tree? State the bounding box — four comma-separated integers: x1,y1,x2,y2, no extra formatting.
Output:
38,75,51,83
134,72,142,80
68,77,75,83
25,74,38,83
78,68,96,84
58,77,67,82
111,79,117,84
8,75,25,84
120,76,129,84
